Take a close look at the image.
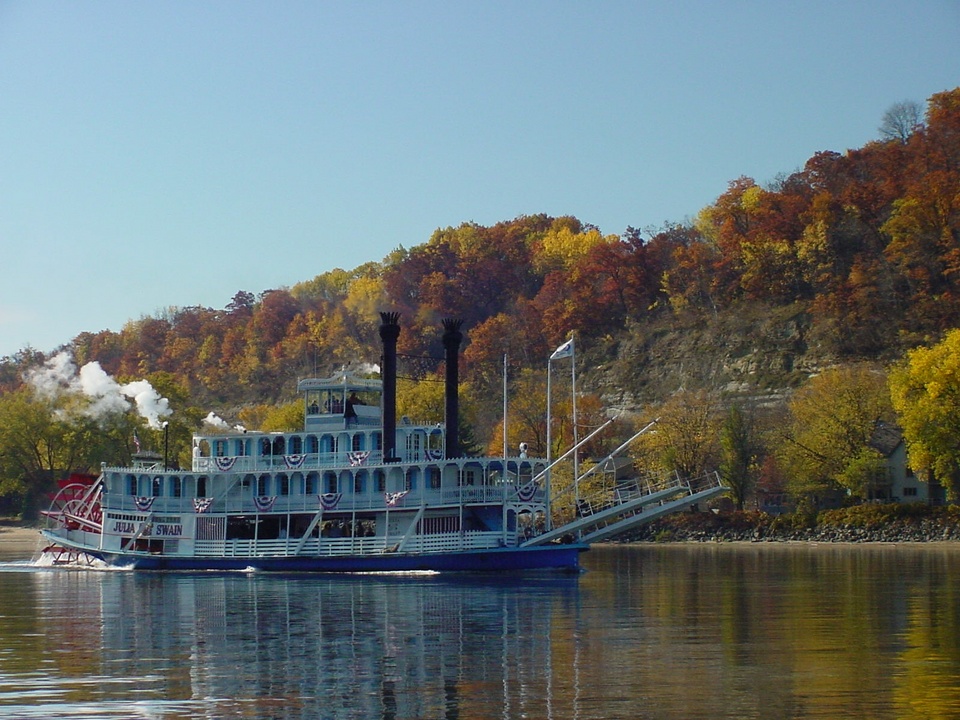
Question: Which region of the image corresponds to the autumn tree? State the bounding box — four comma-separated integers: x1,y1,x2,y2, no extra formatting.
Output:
632,389,720,480
777,365,893,505
889,328,960,499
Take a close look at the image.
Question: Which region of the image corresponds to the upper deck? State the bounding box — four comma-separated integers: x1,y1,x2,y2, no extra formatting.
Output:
191,368,446,472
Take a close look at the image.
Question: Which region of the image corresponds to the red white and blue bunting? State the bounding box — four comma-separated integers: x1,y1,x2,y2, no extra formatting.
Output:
426,448,444,460
385,490,409,507
193,497,213,513
254,495,277,512
516,481,538,502
347,451,369,467
318,492,342,510
135,496,156,512
284,454,305,469
215,456,237,471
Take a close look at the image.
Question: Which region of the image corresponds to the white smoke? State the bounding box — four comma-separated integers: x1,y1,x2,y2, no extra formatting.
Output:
27,352,172,429
204,412,230,429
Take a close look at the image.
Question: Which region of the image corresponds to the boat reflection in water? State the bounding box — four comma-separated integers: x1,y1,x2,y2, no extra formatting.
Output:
34,569,584,719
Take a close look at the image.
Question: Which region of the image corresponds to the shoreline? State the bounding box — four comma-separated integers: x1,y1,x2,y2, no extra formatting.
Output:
0,525,44,559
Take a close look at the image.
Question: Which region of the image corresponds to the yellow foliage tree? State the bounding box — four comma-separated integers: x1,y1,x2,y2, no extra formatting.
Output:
890,328,960,499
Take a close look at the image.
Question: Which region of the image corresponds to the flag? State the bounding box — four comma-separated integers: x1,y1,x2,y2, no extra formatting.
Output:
550,338,574,360
133,430,141,453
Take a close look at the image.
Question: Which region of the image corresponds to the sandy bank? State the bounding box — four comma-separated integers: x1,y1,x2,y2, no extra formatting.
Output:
0,525,45,560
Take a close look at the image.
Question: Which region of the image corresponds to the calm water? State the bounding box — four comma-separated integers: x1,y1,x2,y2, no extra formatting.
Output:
1,539,959,719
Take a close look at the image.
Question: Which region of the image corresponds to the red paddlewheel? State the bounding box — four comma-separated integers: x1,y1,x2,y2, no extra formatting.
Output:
44,483,103,532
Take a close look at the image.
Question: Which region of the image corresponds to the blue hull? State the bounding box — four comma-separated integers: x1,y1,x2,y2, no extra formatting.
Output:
45,537,587,573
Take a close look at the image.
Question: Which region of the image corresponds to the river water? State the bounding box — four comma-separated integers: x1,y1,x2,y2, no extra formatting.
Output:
1,539,958,719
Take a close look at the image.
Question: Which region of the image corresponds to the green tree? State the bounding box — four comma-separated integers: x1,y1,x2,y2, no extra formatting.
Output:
889,328,960,499
0,389,129,518
719,404,755,510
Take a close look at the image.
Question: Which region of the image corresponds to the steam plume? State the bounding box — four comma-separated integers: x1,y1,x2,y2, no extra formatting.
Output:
27,352,172,429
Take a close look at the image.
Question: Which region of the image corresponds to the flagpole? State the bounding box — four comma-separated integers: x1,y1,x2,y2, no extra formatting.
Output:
546,355,552,531
546,336,574,532
503,353,508,463
502,353,509,545
571,336,579,516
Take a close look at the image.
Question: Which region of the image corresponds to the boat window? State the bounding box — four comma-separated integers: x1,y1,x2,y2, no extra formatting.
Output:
375,470,386,493
171,476,182,498
429,467,441,489
290,472,303,494
289,436,303,454
257,474,270,496
234,438,248,456
127,475,137,496
214,440,226,457
272,436,285,456
197,476,208,497
405,467,418,491
305,472,319,494
354,471,365,494
278,474,290,496
352,434,363,451
373,432,382,451
260,439,272,456
152,476,163,497
323,472,338,494
306,435,319,454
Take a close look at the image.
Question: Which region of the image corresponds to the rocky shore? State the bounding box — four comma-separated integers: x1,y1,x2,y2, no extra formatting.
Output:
619,506,960,544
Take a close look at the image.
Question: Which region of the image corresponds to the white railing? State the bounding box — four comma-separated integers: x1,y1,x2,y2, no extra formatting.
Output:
193,530,510,557
106,482,541,517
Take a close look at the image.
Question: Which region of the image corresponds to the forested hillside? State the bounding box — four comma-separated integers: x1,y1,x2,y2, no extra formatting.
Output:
1,88,959,516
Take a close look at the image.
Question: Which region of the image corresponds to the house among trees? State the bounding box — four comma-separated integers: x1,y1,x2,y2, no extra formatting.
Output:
870,422,945,505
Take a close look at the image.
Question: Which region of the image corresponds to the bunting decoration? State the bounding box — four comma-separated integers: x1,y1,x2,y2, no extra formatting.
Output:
193,497,213,513
254,495,277,512
284,454,305,469
319,492,342,511
215,456,237,471
385,490,409,507
426,448,444,460
135,496,156,512
347,451,369,467
516,481,538,502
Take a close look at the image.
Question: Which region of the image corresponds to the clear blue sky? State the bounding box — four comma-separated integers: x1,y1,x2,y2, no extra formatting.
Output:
1,1,958,359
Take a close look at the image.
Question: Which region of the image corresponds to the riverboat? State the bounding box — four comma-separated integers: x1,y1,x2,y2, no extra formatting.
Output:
40,313,586,572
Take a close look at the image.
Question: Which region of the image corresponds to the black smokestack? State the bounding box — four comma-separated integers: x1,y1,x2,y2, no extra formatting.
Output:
379,311,401,462
442,318,464,458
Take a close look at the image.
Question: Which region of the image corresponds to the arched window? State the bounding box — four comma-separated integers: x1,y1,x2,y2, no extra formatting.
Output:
152,476,163,497
289,436,303,454
305,472,319,495
306,435,319,454
323,472,338,494
257,474,270,496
